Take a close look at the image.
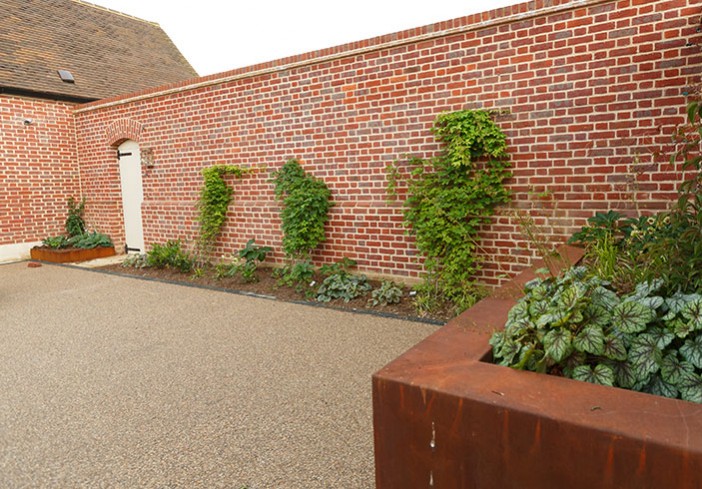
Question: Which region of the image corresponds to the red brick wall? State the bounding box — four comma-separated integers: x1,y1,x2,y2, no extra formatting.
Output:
74,0,702,284
0,95,80,248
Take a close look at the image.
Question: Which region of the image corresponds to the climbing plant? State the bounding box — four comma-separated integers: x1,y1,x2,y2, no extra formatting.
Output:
271,159,332,259
197,165,250,257
391,110,511,314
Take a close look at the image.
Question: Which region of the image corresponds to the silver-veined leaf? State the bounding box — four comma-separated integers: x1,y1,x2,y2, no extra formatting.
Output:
496,338,520,366
612,361,638,388
507,301,529,322
644,327,675,350
602,334,628,361
679,371,702,403
528,300,550,319
645,375,679,399
640,296,664,310
682,298,702,331
591,286,620,309
661,353,694,386
611,301,656,333
544,329,573,363
672,318,694,339
582,304,611,328
572,364,614,387
562,351,586,378
573,325,605,355
680,335,702,369
633,279,664,299
556,283,586,311
628,335,662,380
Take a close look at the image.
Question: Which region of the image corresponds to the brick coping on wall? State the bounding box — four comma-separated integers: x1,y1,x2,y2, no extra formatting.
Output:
74,0,608,114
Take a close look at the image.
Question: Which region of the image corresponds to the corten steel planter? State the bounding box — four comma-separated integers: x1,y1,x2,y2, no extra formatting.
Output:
373,246,702,488
30,246,116,264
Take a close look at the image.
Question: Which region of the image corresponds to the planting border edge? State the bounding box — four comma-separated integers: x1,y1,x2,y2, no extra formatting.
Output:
373,245,702,488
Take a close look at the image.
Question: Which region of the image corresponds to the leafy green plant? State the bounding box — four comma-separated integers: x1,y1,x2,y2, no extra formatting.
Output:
217,239,273,282
368,280,404,307
197,165,249,258
67,231,113,249
65,197,86,237
391,110,511,315
271,159,332,260
491,267,702,403
316,272,372,303
275,260,316,294
42,235,69,249
146,240,194,273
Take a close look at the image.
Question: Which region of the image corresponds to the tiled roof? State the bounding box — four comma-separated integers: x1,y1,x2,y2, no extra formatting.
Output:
0,0,198,101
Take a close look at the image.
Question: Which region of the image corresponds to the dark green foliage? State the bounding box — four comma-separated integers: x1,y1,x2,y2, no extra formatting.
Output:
315,257,371,303
146,240,194,273
197,165,249,257
42,232,112,249
368,280,404,307
65,197,86,237
275,260,316,294
67,231,113,249
394,110,511,314
491,267,702,403
271,159,332,260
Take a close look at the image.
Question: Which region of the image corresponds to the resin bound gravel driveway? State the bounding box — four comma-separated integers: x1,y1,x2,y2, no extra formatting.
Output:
0,262,438,488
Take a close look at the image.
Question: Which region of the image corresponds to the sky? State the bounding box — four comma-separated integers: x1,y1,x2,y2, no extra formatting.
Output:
85,0,523,76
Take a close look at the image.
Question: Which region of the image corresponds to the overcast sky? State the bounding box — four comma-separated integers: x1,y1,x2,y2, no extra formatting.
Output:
85,0,523,76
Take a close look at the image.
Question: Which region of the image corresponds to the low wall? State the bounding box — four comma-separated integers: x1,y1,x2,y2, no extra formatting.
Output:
74,0,702,283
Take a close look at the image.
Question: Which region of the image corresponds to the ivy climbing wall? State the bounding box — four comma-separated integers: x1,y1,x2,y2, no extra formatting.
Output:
74,0,702,284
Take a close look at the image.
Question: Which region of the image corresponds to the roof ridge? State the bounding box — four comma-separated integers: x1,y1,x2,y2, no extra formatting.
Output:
68,0,161,28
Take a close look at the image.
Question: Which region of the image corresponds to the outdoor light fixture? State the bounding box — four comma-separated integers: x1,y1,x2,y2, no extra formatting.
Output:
23,118,33,125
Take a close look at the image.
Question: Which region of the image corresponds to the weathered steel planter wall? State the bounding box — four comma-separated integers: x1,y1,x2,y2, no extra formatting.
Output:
373,247,702,488
30,246,116,264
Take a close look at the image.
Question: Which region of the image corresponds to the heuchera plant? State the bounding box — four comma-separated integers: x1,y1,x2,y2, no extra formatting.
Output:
490,267,702,403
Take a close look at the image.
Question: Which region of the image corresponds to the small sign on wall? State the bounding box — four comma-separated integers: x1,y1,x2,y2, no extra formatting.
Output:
141,148,155,168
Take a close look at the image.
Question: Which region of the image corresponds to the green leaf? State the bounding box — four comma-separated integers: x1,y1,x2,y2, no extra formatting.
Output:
582,304,611,328
611,361,638,389
672,318,694,339
573,325,605,355
543,329,573,363
591,286,620,309
644,327,675,350
661,353,694,386
628,335,662,380
602,334,628,361
640,296,664,310
633,279,664,299
572,364,614,387
556,283,586,311
682,298,702,331
611,301,656,334
680,335,702,369
645,375,679,399
528,300,550,319
679,371,702,403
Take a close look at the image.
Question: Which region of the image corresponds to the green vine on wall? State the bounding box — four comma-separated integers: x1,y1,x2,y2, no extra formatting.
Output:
271,159,332,260
197,164,250,257
391,110,511,314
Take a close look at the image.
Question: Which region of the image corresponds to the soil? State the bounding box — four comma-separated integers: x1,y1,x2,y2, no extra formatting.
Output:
98,264,450,325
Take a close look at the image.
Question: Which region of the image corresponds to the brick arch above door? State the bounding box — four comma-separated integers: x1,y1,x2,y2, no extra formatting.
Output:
105,118,144,146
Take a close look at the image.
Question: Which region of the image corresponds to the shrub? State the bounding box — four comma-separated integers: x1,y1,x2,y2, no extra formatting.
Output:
65,197,86,237
274,260,315,294
316,273,372,303
146,240,194,273
491,267,702,403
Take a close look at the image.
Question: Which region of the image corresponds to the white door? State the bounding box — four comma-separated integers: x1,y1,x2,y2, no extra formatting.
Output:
117,140,145,252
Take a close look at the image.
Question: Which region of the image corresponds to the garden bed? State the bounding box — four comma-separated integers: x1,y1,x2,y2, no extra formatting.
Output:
98,263,450,323
372,245,702,488
31,245,116,264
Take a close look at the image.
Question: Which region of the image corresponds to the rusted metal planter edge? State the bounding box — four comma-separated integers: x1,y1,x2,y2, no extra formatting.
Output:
30,246,116,263
373,246,702,489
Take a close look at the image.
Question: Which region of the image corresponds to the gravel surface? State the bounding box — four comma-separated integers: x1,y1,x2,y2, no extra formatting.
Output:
0,262,438,488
